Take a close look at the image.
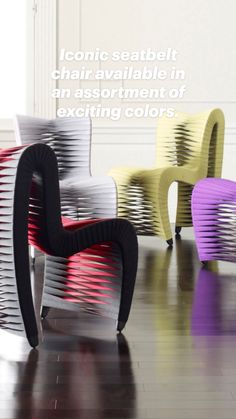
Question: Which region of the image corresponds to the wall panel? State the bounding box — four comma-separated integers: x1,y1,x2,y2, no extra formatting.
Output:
1,0,236,222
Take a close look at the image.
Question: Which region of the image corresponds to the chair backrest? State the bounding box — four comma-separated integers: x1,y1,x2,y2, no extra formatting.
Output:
0,143,93,344
14,115,92,180
156,109,225,177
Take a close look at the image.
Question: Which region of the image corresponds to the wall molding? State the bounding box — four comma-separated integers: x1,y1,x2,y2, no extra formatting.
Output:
34,0,57,118
1,125,235,145
92,126,236,145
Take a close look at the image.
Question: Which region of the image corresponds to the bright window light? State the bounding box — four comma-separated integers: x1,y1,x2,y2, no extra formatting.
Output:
0,0,27,118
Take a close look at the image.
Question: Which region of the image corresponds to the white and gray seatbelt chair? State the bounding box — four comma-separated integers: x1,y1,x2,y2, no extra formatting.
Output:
14,115,117,262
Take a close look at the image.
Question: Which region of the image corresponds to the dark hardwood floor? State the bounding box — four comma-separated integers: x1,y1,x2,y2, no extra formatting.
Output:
1,228,236,418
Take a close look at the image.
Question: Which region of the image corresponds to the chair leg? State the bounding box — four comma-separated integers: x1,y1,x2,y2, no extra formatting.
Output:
31,246,36,265
114,222,138,330
176,182,194,233
143,176,173,242
41,306,50,319
200,261,209,268
175,226,182,235
117,321,126,332
31,247,43,265
14,235,39,348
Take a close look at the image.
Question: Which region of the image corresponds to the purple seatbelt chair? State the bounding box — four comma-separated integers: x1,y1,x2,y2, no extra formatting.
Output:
192,178,236,263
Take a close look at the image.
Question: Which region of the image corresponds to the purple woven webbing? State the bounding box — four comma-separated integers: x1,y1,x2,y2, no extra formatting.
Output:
192,178,236,262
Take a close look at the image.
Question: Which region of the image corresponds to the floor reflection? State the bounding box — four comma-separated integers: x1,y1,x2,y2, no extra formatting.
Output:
3,235,236,417
11,334,136,418
192,265,236,335
176,236,195,291
142,235,199,291
15,350,40,416
140,235,199,335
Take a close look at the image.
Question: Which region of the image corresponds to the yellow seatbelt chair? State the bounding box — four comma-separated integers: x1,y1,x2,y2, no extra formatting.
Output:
109,109,225,246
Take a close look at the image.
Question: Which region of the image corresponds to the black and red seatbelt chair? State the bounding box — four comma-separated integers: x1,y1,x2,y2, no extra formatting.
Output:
15,115,117,263
0,143,138,348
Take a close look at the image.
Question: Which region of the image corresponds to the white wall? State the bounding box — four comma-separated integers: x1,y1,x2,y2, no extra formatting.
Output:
1,0,236,221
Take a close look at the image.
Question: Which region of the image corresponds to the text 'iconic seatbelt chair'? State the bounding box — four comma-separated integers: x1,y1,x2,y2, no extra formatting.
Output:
0,143,138,348
192,178,236,263
109,109,225,245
